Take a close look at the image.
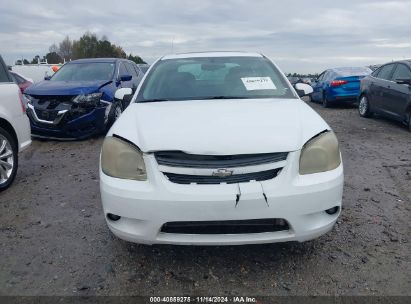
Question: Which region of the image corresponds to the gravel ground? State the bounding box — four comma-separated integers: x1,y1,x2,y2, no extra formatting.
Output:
0,100,410,296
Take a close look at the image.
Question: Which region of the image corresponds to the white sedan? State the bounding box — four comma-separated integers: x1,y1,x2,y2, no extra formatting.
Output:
99,52,343,245
0,56,31,191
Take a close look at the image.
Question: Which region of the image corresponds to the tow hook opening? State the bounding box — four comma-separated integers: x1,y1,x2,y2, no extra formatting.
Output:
325,206,340,215
107,213,121,221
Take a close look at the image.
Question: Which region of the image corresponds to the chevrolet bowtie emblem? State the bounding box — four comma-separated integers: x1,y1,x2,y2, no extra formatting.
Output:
212,169,234,178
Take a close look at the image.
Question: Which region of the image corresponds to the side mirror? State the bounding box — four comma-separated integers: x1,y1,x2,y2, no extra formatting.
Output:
294,83,314,97
120,74,132,82
114,88,133,100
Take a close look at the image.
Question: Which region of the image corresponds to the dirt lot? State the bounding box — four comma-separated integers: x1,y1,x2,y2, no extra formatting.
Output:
0,100,410,297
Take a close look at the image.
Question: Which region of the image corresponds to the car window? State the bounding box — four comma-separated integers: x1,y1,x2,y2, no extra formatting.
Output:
134,63,143,76
139,65,149,74
377,64,395,81
324,71,334,81
119,63,129,77
326,71,336,81
391,64,411,81
317,72,325,81
11,73,25,84
333,67,372,77
9,73,17,83
126,63,139,77
51,62,115,81
0,60,11,82
371,68,381,77
137,56,296,102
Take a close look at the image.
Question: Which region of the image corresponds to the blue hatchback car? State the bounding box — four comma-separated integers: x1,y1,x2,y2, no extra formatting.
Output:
24,58,146,139
311,67,372,107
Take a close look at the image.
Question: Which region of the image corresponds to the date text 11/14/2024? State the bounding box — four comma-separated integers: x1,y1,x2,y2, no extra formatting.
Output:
149,296,257,303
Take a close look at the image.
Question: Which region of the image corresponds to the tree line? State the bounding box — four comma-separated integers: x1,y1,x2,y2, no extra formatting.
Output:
286,72,319,78
15,32,145,65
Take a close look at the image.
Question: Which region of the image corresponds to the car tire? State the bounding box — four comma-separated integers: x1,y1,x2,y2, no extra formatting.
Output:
358,95,373,118
0,126,18,192
309,94,315,103
107,102,123,129
322,93,331,108
408,115,411,131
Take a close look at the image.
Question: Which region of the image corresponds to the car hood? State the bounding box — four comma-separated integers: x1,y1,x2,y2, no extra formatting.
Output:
109,99,330,154
25,80,111,96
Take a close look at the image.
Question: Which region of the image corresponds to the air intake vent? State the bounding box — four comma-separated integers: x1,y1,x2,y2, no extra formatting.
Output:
164,168,281,185
161,219,289,234
155,151,288,168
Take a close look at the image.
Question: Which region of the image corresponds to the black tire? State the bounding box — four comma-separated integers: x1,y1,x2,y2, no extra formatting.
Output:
0,126,18,192
358,95,373,118
107,102,123,129
322,93,331,108
407,114,411,131
309,94,315,103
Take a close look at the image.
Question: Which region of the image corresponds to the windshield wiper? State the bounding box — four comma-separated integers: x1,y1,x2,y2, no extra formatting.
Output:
139,98,170,103
139,96,249,103
198,96,250,100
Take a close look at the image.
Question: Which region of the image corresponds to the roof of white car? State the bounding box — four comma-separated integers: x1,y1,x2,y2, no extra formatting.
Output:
162,51,263,60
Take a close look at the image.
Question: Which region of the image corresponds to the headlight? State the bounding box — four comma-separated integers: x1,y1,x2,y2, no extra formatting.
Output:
299,131,341,175
23,94,36,104
101,136,147,181
72,92,103,104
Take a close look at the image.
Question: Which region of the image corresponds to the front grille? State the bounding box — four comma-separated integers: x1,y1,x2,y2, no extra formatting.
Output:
28,94,98,125
160,219,289,234
155,151,288,168
163,168,281,184
35,109,59,121
34,95,75,106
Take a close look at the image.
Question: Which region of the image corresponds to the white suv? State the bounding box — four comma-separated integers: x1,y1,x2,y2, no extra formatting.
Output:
0,56,31,191
100,52,343,245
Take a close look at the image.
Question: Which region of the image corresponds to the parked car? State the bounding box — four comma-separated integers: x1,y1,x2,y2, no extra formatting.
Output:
137,64,149,74
287,76,302,85
311,67,372,107
301,77,313,85
9,71,33,93
12,64,61,83
24,58,145,140
358,60,411,130
0,55,31,191
99,52,343,245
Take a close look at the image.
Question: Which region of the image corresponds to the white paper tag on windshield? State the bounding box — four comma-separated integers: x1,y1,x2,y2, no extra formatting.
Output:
241,77,277,91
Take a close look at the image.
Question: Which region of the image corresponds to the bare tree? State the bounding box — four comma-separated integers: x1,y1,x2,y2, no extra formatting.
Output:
58,36,73,61
49,43,58,54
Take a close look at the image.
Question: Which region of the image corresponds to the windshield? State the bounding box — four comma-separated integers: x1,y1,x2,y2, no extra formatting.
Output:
136,56,295,102
333,67,372,77
51,62,115,81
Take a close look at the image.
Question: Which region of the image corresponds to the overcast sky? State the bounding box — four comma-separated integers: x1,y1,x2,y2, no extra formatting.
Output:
1,0,410,73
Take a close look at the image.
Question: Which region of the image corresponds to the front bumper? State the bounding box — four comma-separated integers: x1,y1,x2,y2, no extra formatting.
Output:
100,151,344,245
27,104,107,140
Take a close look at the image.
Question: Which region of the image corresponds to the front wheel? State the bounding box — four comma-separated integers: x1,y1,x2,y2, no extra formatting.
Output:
309,94,315,103
0,126,18,192
107,102,123,129
358,95,373,118
322,93,331,108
